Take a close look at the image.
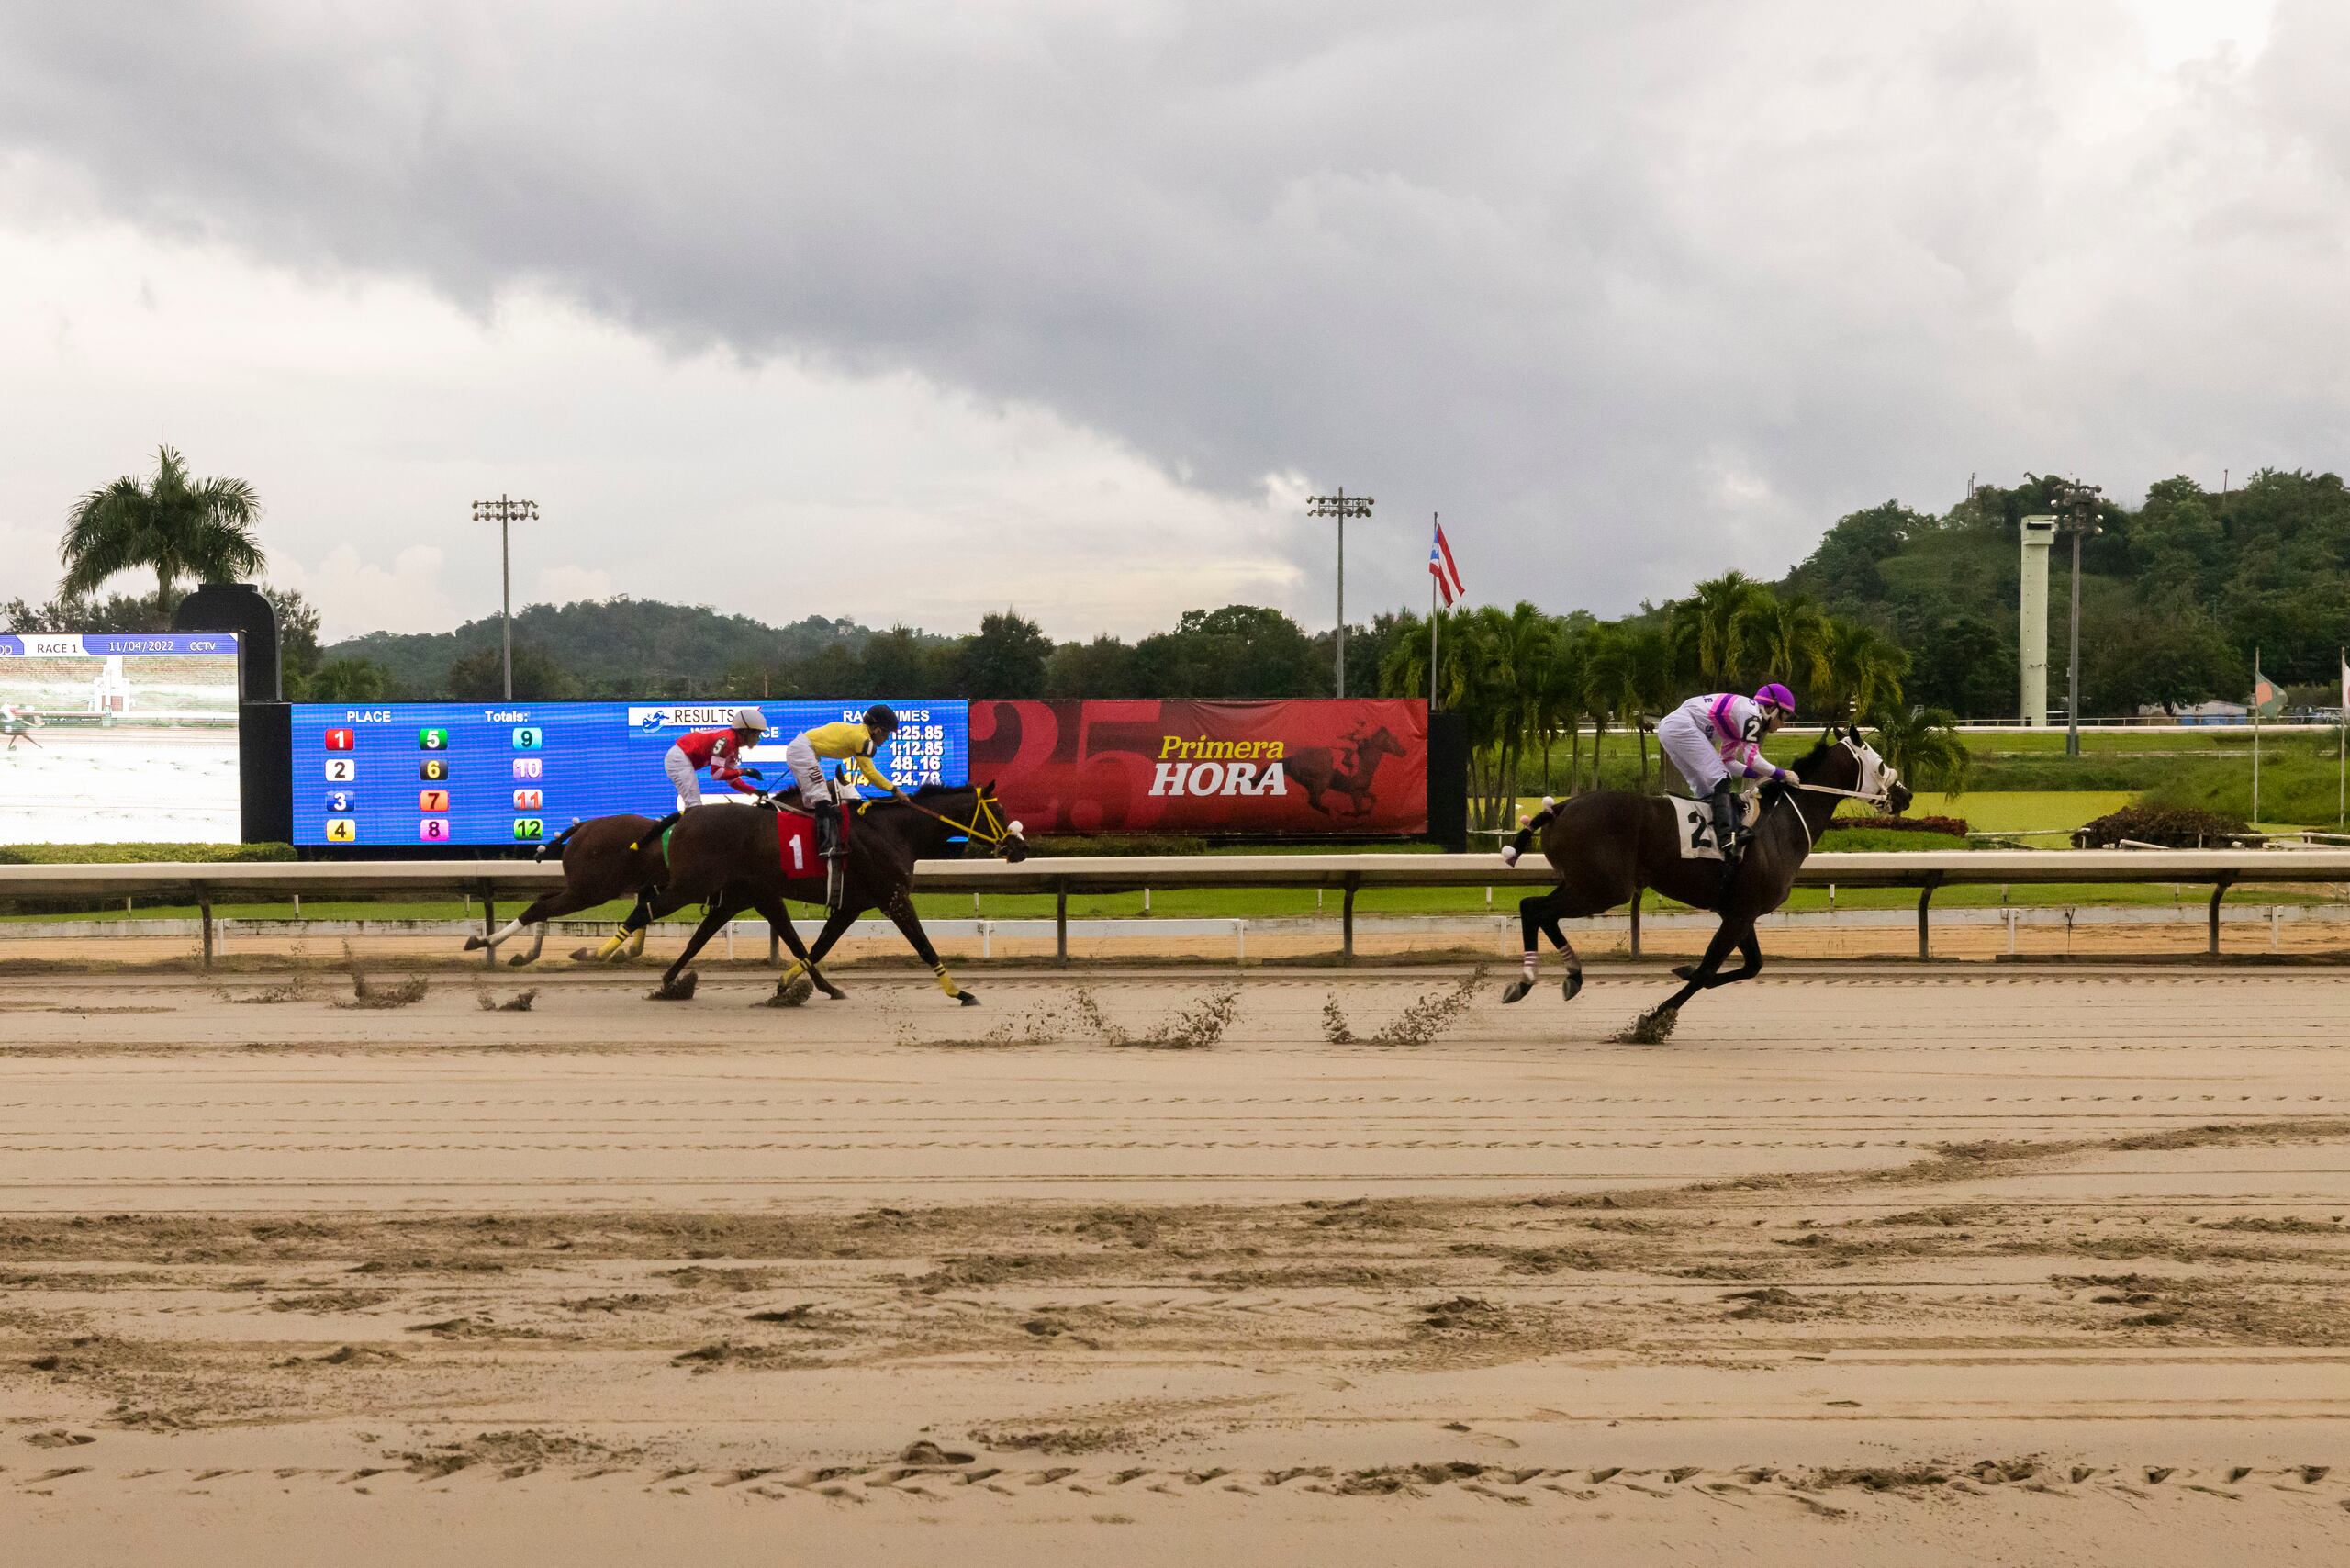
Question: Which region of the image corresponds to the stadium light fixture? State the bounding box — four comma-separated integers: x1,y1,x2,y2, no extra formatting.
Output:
1306,489,1374,698
471,496,540,700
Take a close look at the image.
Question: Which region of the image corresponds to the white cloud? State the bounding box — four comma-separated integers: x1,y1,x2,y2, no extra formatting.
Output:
0,0,2345,638
266,544,455,639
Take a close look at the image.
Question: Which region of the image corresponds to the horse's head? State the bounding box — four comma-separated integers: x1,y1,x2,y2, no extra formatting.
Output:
963,780,1029,862
1361,726,1404,760
1800,723,1910,813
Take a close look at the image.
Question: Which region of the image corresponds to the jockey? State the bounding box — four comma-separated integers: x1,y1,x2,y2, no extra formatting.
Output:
665,707,767,808
783,704,912,859
1655,683,1797,869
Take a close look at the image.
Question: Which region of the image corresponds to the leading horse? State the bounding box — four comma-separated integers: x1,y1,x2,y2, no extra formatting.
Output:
1500,724,1909,1019
641,782,1025,1003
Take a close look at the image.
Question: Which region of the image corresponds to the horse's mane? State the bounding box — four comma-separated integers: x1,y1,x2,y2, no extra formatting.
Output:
1788,733,1839,779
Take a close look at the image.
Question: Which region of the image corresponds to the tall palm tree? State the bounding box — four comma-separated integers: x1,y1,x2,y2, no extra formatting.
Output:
62,445,264,616
1670,572,1774,689
1533,627,1589,795
1870,703,1972,799
1752,593,1831,701
1818,618,1909,721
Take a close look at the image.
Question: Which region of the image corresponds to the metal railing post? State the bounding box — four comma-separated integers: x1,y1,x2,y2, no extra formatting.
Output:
1341,874,1359,963
198,891,214,970
1056,880,1069,966
1628,890,1642,958
2207,876,2234,956
1917,874,1941,960
481,890,498,969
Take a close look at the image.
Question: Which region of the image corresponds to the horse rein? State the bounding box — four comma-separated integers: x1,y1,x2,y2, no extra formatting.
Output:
1773,738,1900,850
886,790,1024,852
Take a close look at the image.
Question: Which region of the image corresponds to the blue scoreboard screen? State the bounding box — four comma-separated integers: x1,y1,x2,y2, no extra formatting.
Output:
289,700,968,847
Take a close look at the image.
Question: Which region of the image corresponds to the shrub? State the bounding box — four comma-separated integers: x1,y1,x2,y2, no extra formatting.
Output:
2073,804,2253,849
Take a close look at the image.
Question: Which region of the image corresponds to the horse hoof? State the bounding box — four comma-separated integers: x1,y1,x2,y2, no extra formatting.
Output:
568,947,599,962
1500,979,1532,1005
767,974,813,1008
815,980,848,1001
506,954,534,969
1563,970,1583,1002
647,971,699,1002
1671,964,1696,982
462,936,484,951
955,991,981,1007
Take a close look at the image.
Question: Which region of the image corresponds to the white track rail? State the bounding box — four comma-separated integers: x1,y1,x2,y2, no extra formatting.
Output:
5,848,2347,965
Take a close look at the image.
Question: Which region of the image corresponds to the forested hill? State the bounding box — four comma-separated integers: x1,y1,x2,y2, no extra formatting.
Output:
1783,470,2350,717
322,598,895,698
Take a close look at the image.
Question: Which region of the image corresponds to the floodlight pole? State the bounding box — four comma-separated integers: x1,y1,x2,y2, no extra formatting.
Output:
2055,482,2101,757
1307,488,1374,697
472,496,539,699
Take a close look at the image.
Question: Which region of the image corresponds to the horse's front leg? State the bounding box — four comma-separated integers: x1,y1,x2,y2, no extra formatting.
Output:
1657,918,1743,1012
880,890,978,1006
1695,927,1765,990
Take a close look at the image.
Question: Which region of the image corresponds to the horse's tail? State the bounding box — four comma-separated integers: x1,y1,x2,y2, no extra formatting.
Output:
1498,796,1558,868
535,819,587,862
628,812,684,860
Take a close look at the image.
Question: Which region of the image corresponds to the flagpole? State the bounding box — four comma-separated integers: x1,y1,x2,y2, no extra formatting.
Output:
1428,512,1440,712
2252,645,2262,827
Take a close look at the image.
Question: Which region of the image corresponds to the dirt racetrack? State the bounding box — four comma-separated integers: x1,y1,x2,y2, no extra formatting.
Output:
6,962,2350,1563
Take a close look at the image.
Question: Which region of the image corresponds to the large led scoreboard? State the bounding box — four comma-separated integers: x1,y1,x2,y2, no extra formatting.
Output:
289,700,967,848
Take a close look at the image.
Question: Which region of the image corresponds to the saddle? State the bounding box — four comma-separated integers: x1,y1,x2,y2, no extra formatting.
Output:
1663,791,1761,861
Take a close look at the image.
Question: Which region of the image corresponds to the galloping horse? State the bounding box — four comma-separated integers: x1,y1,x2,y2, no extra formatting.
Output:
465,814,670,968
640,782,1026,1004
1500,724,1909,1018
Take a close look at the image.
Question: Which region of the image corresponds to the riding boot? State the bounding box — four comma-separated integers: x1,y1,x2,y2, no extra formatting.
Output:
1709,781,1743,901
815,800,845,909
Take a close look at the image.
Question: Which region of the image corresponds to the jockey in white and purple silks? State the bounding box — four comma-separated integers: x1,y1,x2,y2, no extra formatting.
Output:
1654,682,1798,869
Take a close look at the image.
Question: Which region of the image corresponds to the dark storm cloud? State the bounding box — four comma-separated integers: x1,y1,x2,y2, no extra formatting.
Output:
0,1,2333,618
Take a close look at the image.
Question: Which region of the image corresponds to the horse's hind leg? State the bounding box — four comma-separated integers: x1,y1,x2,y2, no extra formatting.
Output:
653,891,744,998
576,890,665,962
467,890,570,957
749,889,845,1002
1503,883,1583,1004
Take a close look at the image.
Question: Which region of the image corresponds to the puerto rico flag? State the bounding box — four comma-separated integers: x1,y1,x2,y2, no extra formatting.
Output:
1428,519,1465,607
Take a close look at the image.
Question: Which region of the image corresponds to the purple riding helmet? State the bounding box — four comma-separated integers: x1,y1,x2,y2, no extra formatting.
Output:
1754,682,1796,716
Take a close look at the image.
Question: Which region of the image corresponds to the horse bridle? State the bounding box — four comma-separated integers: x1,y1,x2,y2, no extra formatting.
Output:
1769,734,1899,850
890,788,1025,853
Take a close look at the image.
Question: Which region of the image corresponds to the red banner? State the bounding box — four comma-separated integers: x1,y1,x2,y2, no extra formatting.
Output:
971,700,1428,836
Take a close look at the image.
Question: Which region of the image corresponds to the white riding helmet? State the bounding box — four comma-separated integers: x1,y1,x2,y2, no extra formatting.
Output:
733,707,768,734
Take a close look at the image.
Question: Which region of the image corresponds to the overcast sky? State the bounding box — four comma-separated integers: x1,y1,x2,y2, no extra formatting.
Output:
0,1,2334,643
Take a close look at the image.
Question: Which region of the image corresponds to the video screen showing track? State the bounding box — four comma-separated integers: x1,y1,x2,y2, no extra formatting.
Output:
0,632,241,843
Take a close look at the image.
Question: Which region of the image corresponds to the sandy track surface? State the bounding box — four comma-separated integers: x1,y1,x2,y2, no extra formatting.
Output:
6,964,2350,1562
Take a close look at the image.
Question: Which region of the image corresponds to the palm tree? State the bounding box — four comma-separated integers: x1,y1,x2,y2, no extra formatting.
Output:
1533,628,1589,795
62,445,264,616
1818,618,1909,721
1670,572,1774,689
1869,703,1972,799
1752,593,1831,701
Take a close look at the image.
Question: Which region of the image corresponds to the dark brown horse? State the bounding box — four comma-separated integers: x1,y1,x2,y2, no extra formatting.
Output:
464,814,667,967
1498,725,1910,1018
639,782,1025,1003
